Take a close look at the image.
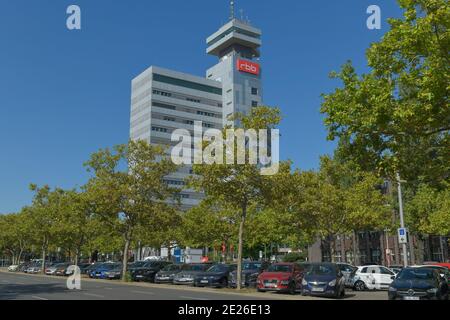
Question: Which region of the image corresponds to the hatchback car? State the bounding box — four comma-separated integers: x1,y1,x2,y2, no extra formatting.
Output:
89,263,122,279
155,264,186,284
131,261,172,282
302,263,346,298
194,264,237,288
257,263,304,294
389,267,449,300
349,265,396,291
229,261,270,288
173,263,214,285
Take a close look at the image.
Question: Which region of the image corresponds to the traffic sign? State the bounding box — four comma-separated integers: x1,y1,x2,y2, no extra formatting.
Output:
398,228,408,244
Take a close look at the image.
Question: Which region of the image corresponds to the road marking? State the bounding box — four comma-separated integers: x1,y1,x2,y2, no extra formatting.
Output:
1,280,10,283
130,290,156,295
179,296,209,300
31,296,48,300
104,287,113,290
83,293,105,298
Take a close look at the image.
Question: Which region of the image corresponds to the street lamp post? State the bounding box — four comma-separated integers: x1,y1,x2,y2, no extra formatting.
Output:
396,172,408,267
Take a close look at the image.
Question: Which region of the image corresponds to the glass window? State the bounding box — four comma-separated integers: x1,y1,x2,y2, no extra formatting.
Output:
153,74,222,95
380,267,394,275
251,87,258,95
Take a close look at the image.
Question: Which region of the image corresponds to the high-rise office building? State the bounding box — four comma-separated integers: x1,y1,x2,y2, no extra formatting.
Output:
130,6,263,210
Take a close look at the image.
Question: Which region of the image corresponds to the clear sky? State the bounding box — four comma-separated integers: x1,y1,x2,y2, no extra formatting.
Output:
0,0,404,213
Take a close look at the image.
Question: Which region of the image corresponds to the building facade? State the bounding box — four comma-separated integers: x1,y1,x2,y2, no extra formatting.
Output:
130,16,263,210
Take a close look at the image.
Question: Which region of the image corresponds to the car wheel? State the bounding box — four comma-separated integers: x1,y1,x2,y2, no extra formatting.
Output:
289,282,296,295
221,278,228,288
354,281,366,291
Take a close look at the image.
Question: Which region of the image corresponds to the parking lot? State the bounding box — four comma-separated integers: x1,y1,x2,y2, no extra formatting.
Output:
0,268,387,300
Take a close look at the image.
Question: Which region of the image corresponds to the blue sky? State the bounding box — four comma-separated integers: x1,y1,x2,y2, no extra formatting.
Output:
0,1,404,213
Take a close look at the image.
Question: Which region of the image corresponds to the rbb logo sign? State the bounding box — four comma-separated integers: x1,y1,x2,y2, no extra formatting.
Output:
237,59,260,75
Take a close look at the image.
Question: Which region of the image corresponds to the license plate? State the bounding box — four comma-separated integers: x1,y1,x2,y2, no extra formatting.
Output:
312,287,325,292
265,283,277,288
200,280,209,284
159,277,169,280
403,296,420,300
136,275,143,278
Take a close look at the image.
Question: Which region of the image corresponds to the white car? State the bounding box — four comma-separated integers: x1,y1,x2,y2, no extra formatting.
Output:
349,265,397,291
8,265,19,272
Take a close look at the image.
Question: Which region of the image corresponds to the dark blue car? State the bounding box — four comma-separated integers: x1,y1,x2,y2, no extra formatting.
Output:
89,263,121,279
302,263,346,299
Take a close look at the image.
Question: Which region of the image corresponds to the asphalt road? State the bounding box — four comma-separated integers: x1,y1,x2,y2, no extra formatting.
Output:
0,270,387,300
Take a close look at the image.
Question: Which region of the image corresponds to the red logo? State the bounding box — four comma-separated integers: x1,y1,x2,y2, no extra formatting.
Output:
237,59,260,75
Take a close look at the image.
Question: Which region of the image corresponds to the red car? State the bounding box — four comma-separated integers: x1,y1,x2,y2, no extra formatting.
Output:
257,263,304,294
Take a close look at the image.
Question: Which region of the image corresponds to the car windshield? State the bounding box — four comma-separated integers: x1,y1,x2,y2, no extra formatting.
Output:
243,263,262,270
184,264,210,271
306,264,336,276
130,261,146,268
207,264,231,272
163,264,182,272
267,265,292,273
104,264,120,270
397,268,434,280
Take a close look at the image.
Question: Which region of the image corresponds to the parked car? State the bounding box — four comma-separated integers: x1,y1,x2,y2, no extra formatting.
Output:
413,265,450,287
389,267,449,300
26,265,42,274
302,263,346,298
131,261,172,282
230,261,270,288
173,263,214,285
256,263,304,294
45,263,71,276
434,263,450,271
82,262,102,275
8,265,19,272
194,264,237,288
104,265,123,280
336,263,357,287
349,265,396,291
155,264,186,284
89,263,122,279
65,263,92,276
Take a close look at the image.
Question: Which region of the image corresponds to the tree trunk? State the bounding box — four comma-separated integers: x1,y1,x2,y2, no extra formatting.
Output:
330,236,336,263
121,236,131,281
41,246,46,274
236,205,247,291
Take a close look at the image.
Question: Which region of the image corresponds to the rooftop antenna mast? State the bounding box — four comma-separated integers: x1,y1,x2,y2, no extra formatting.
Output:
230,0,235,20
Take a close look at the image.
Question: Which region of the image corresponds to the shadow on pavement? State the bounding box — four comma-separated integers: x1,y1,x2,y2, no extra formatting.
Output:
0,283,68,300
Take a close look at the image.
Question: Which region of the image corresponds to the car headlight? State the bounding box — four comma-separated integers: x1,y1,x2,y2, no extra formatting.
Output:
328,279,336,287
104,272,110,275
427,288,438,294
302,279,308,286
388,286,397,292
280,280,290,285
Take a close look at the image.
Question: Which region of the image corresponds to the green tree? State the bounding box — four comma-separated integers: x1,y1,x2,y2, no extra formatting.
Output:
406,184,450,235
28,185,67,273
0,211,33,265
321,0,449,187
190,106,281,289
84,140,178,280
